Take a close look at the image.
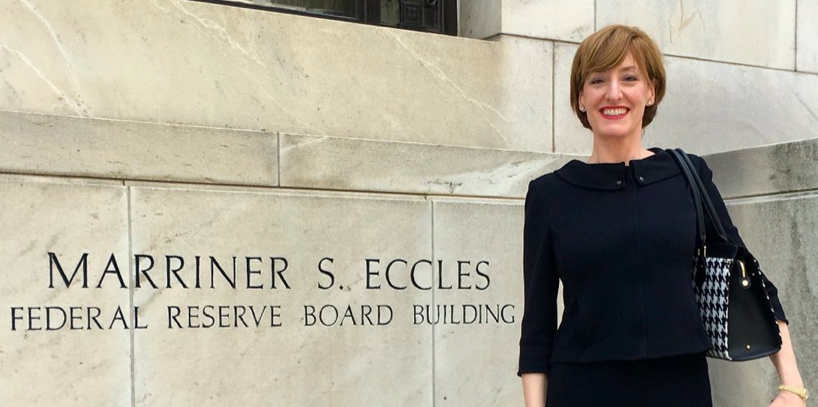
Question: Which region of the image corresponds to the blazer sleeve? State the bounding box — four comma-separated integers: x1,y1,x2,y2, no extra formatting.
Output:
518,180,560,376
696,156,789,325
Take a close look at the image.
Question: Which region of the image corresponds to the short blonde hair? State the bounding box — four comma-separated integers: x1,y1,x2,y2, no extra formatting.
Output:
570,24,666,130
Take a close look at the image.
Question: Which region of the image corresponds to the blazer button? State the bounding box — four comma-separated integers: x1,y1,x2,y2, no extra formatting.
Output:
638,176,645,182
616,180,623,186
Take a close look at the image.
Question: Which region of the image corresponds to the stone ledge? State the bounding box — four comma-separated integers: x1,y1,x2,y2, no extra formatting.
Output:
0,110,278,186
0,172,124,187
0,107,575,198
704,138,818,199
280,133,578,198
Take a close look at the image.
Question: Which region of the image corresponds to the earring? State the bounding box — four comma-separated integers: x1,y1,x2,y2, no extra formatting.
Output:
579,105,586,112
647,100,654,106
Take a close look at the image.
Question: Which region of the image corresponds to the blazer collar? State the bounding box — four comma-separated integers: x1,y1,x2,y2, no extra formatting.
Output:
555,147,681,191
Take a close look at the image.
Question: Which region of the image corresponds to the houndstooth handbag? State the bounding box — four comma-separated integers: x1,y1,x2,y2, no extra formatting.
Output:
668,149,781,361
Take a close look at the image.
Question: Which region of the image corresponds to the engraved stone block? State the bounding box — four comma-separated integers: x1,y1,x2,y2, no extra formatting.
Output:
130,185,434,406
0,176,130,407
430,199,525,406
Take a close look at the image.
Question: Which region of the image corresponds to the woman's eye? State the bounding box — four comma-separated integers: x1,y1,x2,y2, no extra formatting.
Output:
590,78,604,84
624,76,638,82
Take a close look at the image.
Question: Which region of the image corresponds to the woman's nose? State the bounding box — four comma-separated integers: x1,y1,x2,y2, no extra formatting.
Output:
606,82,622,101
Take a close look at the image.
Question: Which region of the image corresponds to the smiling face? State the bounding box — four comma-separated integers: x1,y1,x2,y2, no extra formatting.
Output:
579,52,656,141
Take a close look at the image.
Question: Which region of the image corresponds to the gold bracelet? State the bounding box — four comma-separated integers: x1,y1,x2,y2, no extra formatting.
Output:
778,385,809,401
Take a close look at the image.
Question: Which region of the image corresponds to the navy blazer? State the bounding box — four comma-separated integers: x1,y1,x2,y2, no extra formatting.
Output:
517,147,787,376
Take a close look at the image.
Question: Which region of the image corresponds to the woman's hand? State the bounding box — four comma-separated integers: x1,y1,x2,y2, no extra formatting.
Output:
768,322,807,407
767,391,806,407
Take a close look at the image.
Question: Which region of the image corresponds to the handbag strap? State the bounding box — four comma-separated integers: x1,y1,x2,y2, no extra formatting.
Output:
675,149,733,244
667,148,734,247
667,149,707,252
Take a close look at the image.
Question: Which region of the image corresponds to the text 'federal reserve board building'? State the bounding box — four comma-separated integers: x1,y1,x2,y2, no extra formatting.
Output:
0,1,816,406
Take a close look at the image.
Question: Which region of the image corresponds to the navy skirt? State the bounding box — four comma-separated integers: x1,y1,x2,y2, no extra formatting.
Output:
545,352,712,407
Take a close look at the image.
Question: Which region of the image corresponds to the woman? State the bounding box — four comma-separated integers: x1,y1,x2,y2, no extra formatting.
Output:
518,25,807,407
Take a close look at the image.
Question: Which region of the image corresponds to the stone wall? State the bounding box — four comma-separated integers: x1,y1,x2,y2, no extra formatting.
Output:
0,1,815,406
0,109,538,406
